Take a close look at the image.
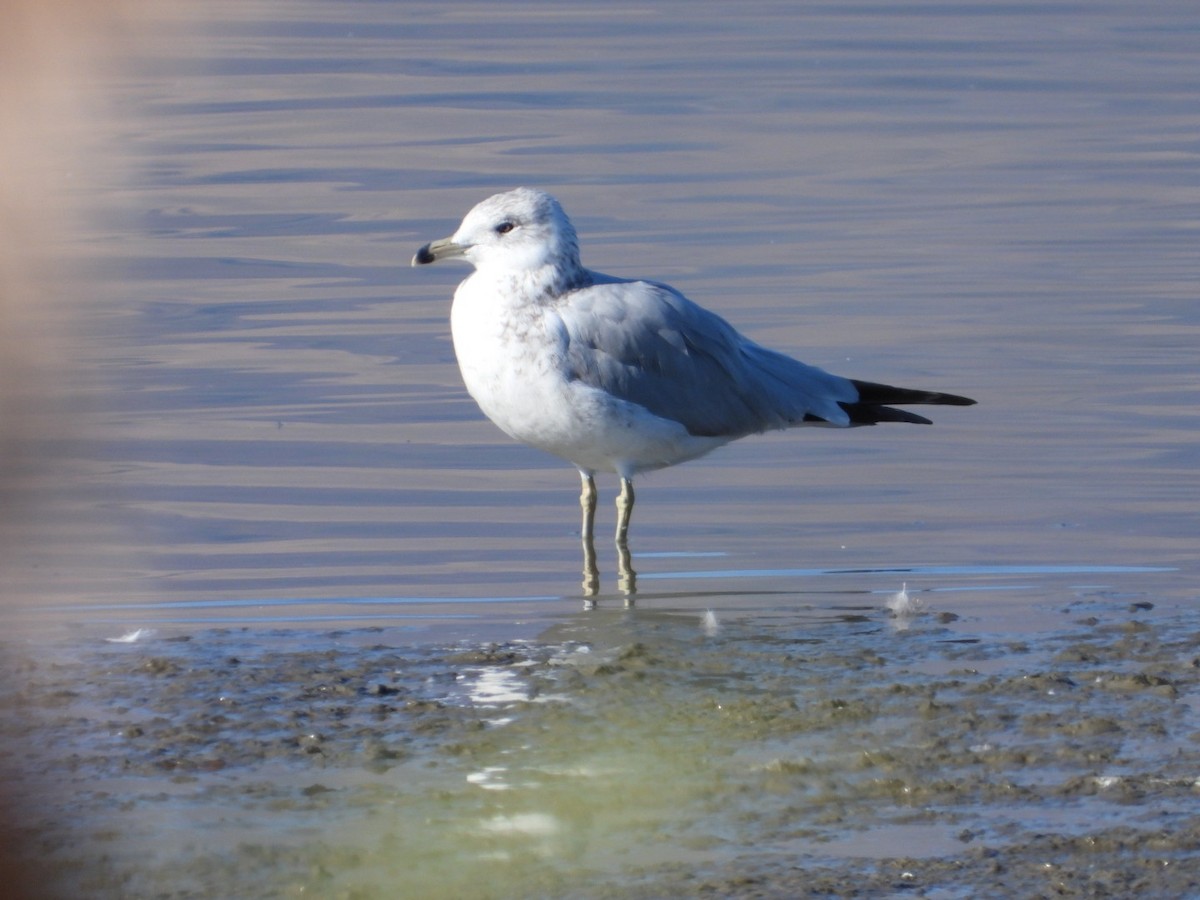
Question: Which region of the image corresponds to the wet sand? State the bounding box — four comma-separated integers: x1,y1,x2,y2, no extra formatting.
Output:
4,587,1198,898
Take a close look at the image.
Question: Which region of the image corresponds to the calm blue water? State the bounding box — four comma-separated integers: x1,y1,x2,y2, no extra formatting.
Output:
3,4,1199,897
10,0,1197,634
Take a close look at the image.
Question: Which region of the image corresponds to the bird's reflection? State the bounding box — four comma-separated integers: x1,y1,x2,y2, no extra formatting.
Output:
579,473,636,605
580,535,637,607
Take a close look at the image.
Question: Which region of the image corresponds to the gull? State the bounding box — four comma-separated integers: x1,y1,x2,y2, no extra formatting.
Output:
413,188,975,596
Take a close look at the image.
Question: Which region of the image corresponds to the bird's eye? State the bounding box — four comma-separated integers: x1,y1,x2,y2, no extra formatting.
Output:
495,221,516,235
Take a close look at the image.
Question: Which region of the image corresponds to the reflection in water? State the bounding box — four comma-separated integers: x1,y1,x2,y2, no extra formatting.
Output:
579,472,638,601
614,478,638,597
578,470,599,596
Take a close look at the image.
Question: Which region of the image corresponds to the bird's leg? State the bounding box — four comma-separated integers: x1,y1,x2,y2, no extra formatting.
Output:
615,477,637,599
580,472,597,542
580,472,599,598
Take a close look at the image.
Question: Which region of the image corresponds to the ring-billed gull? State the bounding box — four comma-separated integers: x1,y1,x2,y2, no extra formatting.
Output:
413,188,975,596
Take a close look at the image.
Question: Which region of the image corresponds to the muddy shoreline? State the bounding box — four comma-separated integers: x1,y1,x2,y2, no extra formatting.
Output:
2,593,1198,898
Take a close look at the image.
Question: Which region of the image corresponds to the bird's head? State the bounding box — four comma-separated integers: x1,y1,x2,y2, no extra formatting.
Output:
412,187,582,280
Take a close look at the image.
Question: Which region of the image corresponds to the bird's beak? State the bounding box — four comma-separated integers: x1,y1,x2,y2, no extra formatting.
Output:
412,236,467,266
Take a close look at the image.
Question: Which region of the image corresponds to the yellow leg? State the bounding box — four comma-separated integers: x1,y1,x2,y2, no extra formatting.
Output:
615,477,634,544
615,477,637,599
580,473,599,597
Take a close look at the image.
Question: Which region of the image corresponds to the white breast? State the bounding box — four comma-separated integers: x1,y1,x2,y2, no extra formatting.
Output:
449,272,729,477
450,272,570,439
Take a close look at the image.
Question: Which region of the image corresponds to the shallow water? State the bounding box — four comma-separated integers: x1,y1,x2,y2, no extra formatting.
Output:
10,0,1197,622
5,593,1199,898
3,0,1198,896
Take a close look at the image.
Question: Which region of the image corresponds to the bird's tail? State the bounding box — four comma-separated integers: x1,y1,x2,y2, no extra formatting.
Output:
840,379,976,426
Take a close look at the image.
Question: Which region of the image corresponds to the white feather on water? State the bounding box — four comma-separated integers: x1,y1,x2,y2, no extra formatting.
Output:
105,628,154,643
885,583,925,618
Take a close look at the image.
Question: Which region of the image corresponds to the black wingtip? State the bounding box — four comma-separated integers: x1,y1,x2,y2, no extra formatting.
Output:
934,393,976,407
835,379,976,426
834,404,935,426
850,379,976,408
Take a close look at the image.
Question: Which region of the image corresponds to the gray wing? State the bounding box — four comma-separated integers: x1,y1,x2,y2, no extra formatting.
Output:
556,275,856,437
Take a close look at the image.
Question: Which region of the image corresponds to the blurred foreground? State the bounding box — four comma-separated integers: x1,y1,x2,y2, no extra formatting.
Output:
0,2,189,894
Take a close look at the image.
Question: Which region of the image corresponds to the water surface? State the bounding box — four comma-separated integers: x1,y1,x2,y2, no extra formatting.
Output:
11,0,1192,630
3,1,1198,895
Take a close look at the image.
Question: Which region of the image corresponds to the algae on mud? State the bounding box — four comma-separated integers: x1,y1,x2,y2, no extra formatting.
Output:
1,594,1198,899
